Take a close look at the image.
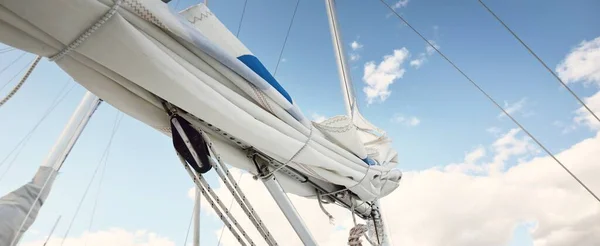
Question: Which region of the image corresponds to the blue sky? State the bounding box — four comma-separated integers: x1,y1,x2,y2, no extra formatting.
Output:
1,0,599,245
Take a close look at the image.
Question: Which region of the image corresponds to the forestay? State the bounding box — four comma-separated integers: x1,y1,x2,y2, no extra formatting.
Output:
0,0,401,201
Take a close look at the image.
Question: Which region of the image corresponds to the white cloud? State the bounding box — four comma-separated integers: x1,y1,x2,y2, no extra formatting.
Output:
383,129,600,246
555,36,600,131
574,91,600,130
22,228,175,246
556,36,600,87
498,97,528,119
410,41,439,69
390,114,420,126
349,53,360,62
280,58,287,63
350,41,363,51
393,0,409,9
486,126,502,136
464,145,486,164
349,40,363,62
311,113,327,123
363,48,410,104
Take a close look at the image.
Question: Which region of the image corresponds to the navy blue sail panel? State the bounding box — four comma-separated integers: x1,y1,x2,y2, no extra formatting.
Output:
237,54,292,103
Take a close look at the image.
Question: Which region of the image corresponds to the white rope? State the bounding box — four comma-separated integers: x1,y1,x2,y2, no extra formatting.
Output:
217,172,245,246
349,200,378,246
176,154,249,246
0,56,41,108
203,134,278,246
49,0,123,62
255,125,314,179
316,190,335,224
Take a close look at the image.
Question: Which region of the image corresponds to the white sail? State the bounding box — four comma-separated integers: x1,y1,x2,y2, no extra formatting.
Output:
0,0,399,202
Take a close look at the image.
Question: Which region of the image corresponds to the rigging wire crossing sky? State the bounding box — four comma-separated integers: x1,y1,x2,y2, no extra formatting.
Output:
0,0,599,245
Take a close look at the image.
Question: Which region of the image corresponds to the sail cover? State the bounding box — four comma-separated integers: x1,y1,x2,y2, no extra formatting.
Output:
0,167,57,245
0,0,401,201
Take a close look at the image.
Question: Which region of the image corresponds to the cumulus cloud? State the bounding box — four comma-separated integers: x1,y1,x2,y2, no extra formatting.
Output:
393,0,409,9
574,91,600,130
410,41,439,69
556,37,600,87
390,114,420,126
486,126,502,136
22,228,175,246
383,129,600,246
350,41,363,51
555,36,600,130
363,48,410,104
349,40,363,62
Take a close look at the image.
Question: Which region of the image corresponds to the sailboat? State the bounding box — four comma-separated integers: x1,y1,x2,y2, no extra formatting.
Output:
0,0,401,245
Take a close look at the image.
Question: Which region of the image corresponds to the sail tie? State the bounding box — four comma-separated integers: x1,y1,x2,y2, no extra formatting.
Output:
254,125,314,179
49,0,123,62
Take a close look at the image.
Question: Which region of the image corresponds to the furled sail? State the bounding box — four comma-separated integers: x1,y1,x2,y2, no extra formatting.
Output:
0,0,400,203
0,167,57,245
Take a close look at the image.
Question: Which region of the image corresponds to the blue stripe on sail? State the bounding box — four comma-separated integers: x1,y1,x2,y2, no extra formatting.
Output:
362,157,378,166
237,55,292,103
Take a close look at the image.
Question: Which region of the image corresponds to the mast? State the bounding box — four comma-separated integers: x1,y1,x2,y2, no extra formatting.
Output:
324,0,355,117
42,92,102,170
324,1,391,245
192,188,201,246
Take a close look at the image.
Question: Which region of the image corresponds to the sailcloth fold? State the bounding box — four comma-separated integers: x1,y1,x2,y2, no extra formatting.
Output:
0,0,401,201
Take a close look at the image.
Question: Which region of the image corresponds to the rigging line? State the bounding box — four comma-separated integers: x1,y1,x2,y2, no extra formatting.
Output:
0,56,34,92
60,112,124,246
0,80,73,177
0,134,33,182
477,0,600,125
273,0,301,76
0,48,16,54
82,114,124,246
377,0,600,203
43,215,62,246
183,199,195,246
216,172,245,246
236,0,249,38
0,52,27,75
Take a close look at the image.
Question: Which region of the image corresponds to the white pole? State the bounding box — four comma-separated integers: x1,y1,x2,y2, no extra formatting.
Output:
324,1,391,245
324,0,354,117
41,92,102,171
261,176,317,246
192,188,201,246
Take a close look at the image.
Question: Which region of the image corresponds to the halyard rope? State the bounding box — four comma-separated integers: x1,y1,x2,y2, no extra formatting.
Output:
203,133,278,246
49,0,123,62
0,56,41,108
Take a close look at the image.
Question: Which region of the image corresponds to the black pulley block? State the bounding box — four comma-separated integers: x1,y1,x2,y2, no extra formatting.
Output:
170,115,213,174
